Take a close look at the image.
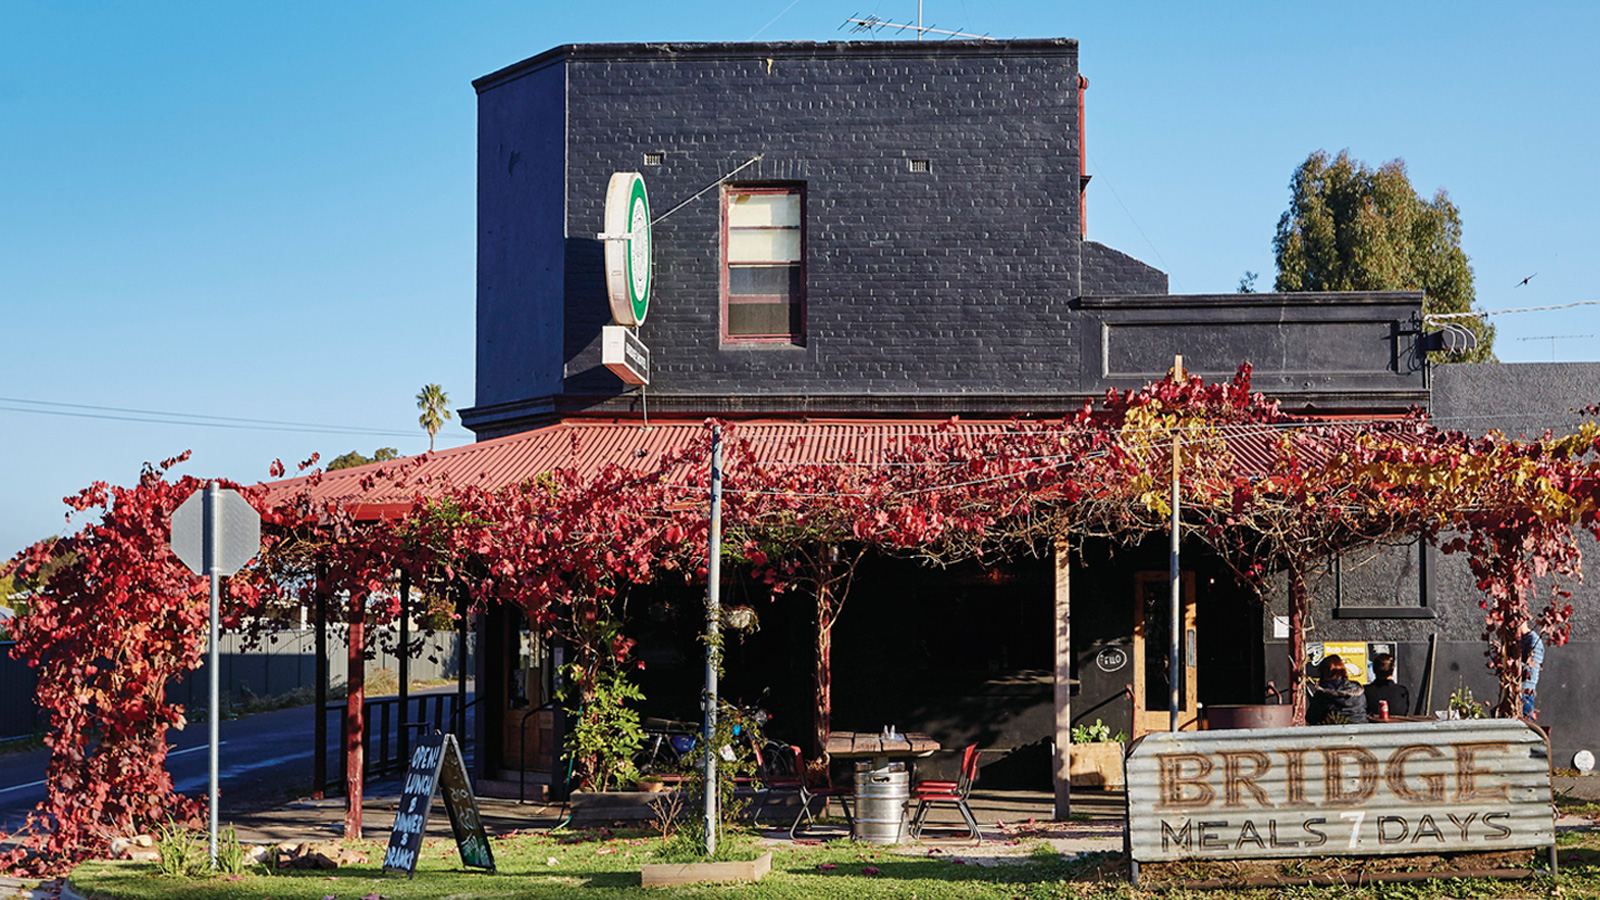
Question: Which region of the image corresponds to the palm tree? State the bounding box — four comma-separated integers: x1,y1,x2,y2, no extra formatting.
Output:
416,384,451,453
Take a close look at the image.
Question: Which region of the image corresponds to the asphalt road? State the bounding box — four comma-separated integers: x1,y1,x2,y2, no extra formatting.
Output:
0,695,476,833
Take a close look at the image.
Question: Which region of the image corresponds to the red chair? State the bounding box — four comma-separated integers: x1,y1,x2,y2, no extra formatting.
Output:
909,742,981,842
770,745,853,838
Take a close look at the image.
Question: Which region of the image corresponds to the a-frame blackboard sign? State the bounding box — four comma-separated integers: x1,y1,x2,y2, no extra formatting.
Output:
382,732,496,876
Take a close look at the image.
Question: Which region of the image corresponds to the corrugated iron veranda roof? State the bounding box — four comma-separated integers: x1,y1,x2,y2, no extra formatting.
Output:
260,417,1387,519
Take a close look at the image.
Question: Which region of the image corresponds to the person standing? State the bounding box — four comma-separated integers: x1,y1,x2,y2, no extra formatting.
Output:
1364,653,1409,719
1518,621,1545,718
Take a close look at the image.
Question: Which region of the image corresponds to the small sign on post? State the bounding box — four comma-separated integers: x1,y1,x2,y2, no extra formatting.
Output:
169,482,261,869
383,732,496,877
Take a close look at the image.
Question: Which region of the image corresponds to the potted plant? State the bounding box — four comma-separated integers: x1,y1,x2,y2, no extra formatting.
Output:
1068,719,1128,789
636,774,668,793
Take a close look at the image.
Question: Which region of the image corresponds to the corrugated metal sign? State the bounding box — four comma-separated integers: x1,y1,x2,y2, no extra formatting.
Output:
1126,720,1552,863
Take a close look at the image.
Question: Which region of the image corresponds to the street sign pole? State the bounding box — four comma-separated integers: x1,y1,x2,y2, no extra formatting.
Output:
703,428,722,857
205,481,221,868
170,481,260,871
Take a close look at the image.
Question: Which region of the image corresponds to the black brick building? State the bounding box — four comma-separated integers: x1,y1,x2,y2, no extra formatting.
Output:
461,40,1591,810
463,40,1422,437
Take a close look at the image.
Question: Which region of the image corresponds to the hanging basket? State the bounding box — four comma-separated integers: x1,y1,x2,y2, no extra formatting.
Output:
722,605,759,633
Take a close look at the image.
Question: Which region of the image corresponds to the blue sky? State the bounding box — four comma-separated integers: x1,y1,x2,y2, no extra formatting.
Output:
3,1,1597,556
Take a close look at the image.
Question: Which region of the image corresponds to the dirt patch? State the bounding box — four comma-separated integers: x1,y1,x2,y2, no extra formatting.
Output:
1138,849,1536,886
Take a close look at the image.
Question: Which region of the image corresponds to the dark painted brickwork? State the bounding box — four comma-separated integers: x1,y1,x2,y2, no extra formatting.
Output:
1277,362,1600,761
1081,240,1166,296
467,40,1422,437
475,60,567,413
1429,362,1600,644
479,41,1096,415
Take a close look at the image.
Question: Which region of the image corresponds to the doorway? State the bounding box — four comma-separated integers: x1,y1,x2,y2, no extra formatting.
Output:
1131,571,1198,735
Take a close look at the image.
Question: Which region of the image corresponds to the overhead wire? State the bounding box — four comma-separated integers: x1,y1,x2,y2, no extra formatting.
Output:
0,396,469,443
1426,300,1600,320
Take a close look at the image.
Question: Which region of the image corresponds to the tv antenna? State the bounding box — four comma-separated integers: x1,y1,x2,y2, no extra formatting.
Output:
1517,334,1594,361
843,6,994,41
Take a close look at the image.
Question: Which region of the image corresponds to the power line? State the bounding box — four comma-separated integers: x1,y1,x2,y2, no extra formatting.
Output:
750,0,802,38
1084,152,1185,294
1426,300,1600,320
0,397,467,443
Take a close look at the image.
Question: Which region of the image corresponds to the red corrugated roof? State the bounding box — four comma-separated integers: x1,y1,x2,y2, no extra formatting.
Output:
260,417,1389,519
261,418,1017,518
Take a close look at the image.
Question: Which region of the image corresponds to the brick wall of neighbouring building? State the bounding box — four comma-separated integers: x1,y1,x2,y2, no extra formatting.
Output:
1267,362,1600,769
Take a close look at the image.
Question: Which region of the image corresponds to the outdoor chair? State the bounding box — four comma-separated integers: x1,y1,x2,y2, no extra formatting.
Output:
766,744,853,839
909,742,982,842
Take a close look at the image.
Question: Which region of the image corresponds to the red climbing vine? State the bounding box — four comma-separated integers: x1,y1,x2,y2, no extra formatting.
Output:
6,366,1600,872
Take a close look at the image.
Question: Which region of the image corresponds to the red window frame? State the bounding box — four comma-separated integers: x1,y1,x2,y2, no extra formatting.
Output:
720,184,806,345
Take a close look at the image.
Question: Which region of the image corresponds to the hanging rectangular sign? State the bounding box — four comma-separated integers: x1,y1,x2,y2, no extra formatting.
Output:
382,732,496,876
1125,719,1552,864
602,324,650,385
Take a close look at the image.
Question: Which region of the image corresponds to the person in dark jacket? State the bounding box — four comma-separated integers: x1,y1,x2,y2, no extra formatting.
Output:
1364,653,1409,719
1308,655,1367,725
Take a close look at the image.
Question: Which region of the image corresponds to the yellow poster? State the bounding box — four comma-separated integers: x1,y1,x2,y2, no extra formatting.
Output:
1318,641,1370,684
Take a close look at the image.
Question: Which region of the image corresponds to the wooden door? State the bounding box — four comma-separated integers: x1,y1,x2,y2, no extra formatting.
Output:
1131,571,1199,735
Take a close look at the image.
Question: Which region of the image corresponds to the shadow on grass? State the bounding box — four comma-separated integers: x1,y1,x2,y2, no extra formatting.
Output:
777,851,1121,885
550,826,657,845
577,869,644,888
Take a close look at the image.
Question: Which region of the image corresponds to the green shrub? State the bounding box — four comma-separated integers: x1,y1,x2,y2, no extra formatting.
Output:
1450,684,1489,719
562,669,645,793
1070,719,1128,744
154,820,206,877
215,824,253,876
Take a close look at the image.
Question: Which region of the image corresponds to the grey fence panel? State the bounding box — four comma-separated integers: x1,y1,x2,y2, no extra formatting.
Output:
3,627,474,736
0,641,42,740
169,626,475,711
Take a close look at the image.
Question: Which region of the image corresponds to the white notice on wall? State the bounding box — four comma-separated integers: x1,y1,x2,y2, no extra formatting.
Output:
1272,616,1290,639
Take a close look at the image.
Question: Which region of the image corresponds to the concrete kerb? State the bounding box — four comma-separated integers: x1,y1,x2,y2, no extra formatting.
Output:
0,878,61,900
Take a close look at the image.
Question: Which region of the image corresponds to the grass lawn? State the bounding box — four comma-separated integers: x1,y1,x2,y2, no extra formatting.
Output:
68,828,1600,900
70,828,1115,900
67,801,1600,900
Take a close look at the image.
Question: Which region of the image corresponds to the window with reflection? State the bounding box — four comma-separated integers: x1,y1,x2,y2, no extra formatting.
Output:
722,185,804,343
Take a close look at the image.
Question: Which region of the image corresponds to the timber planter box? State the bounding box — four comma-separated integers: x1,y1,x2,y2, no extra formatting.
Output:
1068,742,1126,789
640,850,772,887
570,789,675,825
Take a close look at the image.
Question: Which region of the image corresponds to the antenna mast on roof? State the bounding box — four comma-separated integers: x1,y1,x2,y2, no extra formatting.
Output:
842,10,995,41
1517,334,1595,362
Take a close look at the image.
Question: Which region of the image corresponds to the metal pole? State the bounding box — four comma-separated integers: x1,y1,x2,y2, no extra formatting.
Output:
456,582,468,739
313,570,327,799
703,427,723,856
204,481,221,868
1169,356,1183,733
1169,448,1180,732
398,570,410,767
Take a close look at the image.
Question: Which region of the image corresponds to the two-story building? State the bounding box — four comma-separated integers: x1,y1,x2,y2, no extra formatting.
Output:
446,38,1480,809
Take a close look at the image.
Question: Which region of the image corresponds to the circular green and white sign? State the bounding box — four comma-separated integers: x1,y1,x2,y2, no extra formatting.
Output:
603,172,652,326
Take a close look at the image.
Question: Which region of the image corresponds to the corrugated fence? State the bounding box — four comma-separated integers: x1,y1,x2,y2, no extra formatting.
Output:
1125,719,1553,865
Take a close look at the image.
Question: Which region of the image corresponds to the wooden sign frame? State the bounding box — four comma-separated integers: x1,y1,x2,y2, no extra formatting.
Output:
382,732,496,876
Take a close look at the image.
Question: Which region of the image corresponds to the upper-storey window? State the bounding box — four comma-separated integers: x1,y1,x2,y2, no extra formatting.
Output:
723,185,804,344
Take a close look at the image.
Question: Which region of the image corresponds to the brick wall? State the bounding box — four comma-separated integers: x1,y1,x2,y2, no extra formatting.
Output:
470,40,1104,430
466,40,1421,435
1081,240,1167,296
